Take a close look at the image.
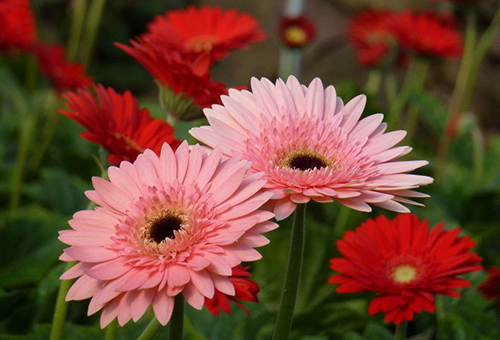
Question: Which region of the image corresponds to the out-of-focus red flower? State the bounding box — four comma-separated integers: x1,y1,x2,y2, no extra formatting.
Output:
329,214,482,325
279,15,316,48
60,84,181,165
33,44,93,92
0,0,36,52
478,267,500,304
205,265,260,316
395,11,463,59
144,5,266,63
349,10,406,69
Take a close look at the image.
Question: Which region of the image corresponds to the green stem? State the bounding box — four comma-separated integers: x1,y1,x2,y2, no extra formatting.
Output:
66,0,89,62
272,203,307,340
437,9,477,172
365,69,383,97
471,122,484,180
25,54,38,92
384,73,398,107
80,0,106,67
387,59,419,130
137,318,162,340
394,320,408,340
404,60,429,141
333,205,351,239
49,262,75,340
104,320,118,340
169,294,185,340
435,295,445,340
278,48,302,79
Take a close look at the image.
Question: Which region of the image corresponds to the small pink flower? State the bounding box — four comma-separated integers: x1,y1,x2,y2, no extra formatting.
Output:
190,76,433,220
59,142,277,327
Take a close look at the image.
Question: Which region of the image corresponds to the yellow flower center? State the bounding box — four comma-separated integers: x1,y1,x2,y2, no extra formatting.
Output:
284,26,308,46
188,35,221,53
392,265,418,284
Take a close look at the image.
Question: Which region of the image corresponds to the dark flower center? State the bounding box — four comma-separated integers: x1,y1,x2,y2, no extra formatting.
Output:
286,151,329,171
148,214,184,243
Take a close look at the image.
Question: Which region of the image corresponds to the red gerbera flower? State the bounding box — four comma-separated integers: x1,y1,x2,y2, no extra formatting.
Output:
478,267,500,304
395,11,463,59
33,43,93,92
205,265,260,316
144,5,266,63
116,38,229,120
0,0,36,52
60,84,181,165
329,214,482,325
349,10,406,69
279,15,316,48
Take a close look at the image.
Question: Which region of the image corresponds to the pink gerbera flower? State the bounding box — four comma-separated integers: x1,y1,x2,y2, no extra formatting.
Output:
190,76,433,220
59,142,277,327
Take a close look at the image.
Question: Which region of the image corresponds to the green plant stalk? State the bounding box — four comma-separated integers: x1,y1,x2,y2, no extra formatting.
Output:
272,203,307,340
80,0,106,66
437,9,477,171
49,262,75,340
394,320,408,340
332,205,351,239
278,48,302,79
25,54,38,92
169,294,185,340
404,60,429,141
67,0,89,61
9,113,37,211
387,60,419,131
435,295,445,340
104,320,118,340
365,69,383,97
137,318,162,340
384,73,398,107
471,123,484,180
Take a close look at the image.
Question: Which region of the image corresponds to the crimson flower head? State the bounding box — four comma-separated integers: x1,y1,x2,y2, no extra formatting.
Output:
478,267,500,304
60,84,181,165
144,5,266,63
0,0,36,52
329,214,482,325
349,10,406,69
279,15,316,48
117,38,229,121
395,11,463,60
205,265,260,316
33,43,93,92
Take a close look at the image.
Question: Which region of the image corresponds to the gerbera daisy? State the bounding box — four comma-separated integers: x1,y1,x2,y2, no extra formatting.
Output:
116,38,228,121
478,267,500,304
33,43,92,92
0,0,36,52
279,15,316,48
348,10,406,69
59,142,278,327
190,76,433,220
144,5,266,63
328,214,482,325
205,264,260,316
395,11,463,59
60,84,181,165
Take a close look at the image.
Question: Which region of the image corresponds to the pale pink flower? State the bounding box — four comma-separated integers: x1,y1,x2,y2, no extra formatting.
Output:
190,76,433,220
59,141,277,327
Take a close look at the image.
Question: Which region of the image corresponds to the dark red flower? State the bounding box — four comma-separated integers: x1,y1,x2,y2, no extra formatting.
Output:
143,5,266,63
205,265,260,316
0,0,36,52
33,43,93,92
395,11,463,59
329,214,482,325
60,84,181,165
349,10,406,69
279,15,316,48
478,267,500,303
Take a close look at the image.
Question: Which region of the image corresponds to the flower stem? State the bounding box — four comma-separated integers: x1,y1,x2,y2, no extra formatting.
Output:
49,262,75,340
272,203,307,340
80,0,106,67
169,294,185,340
104,320,118,340
66,0,89,62
278,0,307,79
435,295,445,340
137,318,162,340
365,69,383,97
404,60,429,141
394,320,408,340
